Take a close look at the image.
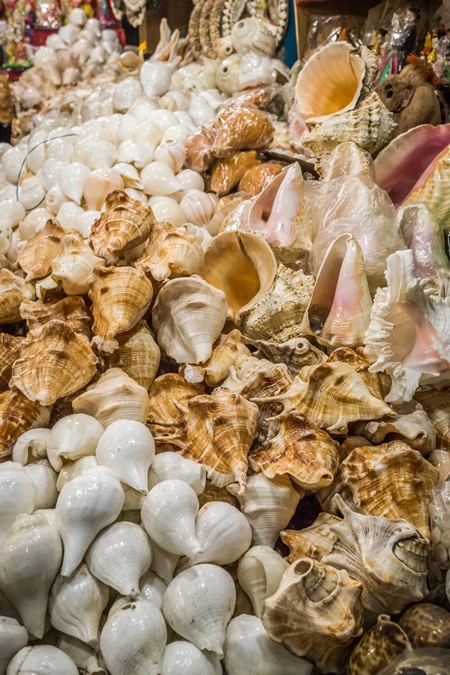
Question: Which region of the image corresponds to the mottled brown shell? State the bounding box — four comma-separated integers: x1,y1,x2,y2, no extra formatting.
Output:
415,388,450,449
106,320,160,391
0,333,22,393
0,269,34,323
0,389,50,459
399,603,450,650
184,126,216,173
17,219,66,281
349,614,411,675
20,296,91,338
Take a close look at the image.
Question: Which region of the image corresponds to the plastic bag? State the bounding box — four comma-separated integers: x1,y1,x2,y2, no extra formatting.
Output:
210,151,261,197
184,126,216,174
212,106,275,158
398,203,450,279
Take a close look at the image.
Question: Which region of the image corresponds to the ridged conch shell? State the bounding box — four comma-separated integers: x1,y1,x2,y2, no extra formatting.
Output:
348,614,411,675
20,296,91,338
295,42,366,123
51,232,103,296
162,564,236,657
245,336,327,377
302,234,372,349
105,320,160,391
89,266,153,353
0,333,21,393
231,18,276,56
0,513,62,638
17,218,66,281
355,407,436,457
184,330,251,387
201,230,277,324
0,617,28,674
415,388,450,449
73,368,150,427
281,512,341,564
228,473,300,548
0,270,34,324
237,547,288,619
0,389,50,460
152,276,228,365
262,558,364,673
10,320,97,406
180,388,258,493
249,412,340,490
46,413,103,472
83,168,124,211
403,144,450,226
191,501,253,565
135,220,205,281
89,190,154,264
303,92,397,158
327,346,386,401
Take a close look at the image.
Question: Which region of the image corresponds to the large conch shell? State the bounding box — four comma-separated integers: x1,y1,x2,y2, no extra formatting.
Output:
295,42,366,123
20,296,91,338
0,389,50,460
0,333,21,393
17,219,66,281
10,320,97,406
355,407,436,457
105,320,160,391
201,231,277,324
89,190,154,264
415,388,450,449
152,276,228,365
302,234,372,349
0,270,34,324
184,330,251,387
180,388,258,493
281,512,341,564
262,558,364,673
50,232,103,296
89,266,153,353
403,144,450,227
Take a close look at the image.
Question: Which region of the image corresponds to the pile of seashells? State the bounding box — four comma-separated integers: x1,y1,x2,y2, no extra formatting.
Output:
2,7,450,675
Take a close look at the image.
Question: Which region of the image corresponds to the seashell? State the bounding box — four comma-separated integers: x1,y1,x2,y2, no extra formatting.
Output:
20,296,91,338
181,388,258,493
60,162,91,205
86,522,152,599
216,54,242,96
82,168,124,212
263,558,363,673
153,142,186,175
280,512,341,564
49,563,109,647
415,389,450,449
45,185,69,215
231,18,276,57
212,107,274,157
51,232,103,296
228,473,300,548
302,234,372,349
140,61,173,98
245,336,327,377
100,599,167,675
179,188,215,226
135,220,204,282
141,479,201,558
239,163,284,197
348,614,411,675
111,162,143,190
240,264,314,342
224,614,313,675
0,513,62,638
149,540,180,582
148,452,206,494
56,456,100,492
89,190,154,264
339,440,439,538
201,230,277,324
255,360,393,434
105,320,160,391
355,408,436,457
185,126,216,173
96,419,155,493
211,152,261,198
0,334,21,394
162,563,235,656
399,602,450,649
139,570,167,609
73,368,150,427
237,546,288,619
0,462,35,543
191,501,252,565
55,465,124,577
161,641,221,675
303,92,397,158
114,78,143,113
152,276,228,365
184,329,251,387
46,138,74,163
2,146,27,184
23,459,58,510
0,617,28,675
118,140,153,170
141,162,183,197
10,320,98,407
57,634,106,675
12,427,49,465
17,219,65,282
429,449,450,485
47,413,104,472
295,42,366,123
148,196,187,228
327,346,386,401
1,199,25,231
0,270,34,324
176,169,205,193
403,144,450,227
398,203,450,279
8,646,78,675
56,202,87,234
0,389,50,460
42,158,69,192
89,266,153,353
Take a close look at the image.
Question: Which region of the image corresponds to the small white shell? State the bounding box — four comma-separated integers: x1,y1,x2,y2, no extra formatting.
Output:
180,189,214,227
153,142,186,174
0,462,35,543
8,646,78,675
17,176,46,212
47,414,104,472
1,200,25,230
148,453,206,495
176,169,205,192
45,185,69,215
60,162,90,204
12,428,50,465
56,456,99,492
140,61,173,99
0,617,28,675
114,78,143,114
142,161,183,196
118,140,153,169
23,459,58,510
162,641,222,675
192,501,252,565
148,196,187,227
237,546,288,618
139,570,167,609
56,201,85,231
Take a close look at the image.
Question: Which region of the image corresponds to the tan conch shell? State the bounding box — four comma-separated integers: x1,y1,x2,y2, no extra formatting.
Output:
89,190,154,264
415,388,450,449
184,330,251,387
246,336,327,377
403,145,450,227
51,232,103,295
17,219,66,281
355,408,436,457
20,296,91,338
262,558,364,673
302,234,372,349
303,92,397,158
323,495,429,616
105,320,160,391
281,512,341,564
134,220,204,281
240,264,314,342
180,388,258,493
147,374,203,451
0,270,34,323
327,347,386,401
295,42,366,123
249,412,340,490
340,440,439,538
0,333,21,393
89,266,153,354
72,368,150,427
10,320,97,407
201,230,277,324
0,389,50,459
254,361,392,434
152,276,228,365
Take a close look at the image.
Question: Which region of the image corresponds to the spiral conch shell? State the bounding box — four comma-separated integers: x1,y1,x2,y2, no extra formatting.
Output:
20,297,91,338
10,320,98,406
89,266,153,353
17,219,66,281
184,329,251,387
281,512,341,564
51,232,103,296
0,270,34,324
89,190,154,264
105,320,160,391
231,18,276,57
0,389,50,459
0,333,21,393
415,388,450,449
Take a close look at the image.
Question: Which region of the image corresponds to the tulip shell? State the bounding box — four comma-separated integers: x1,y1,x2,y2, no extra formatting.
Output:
140,61,172,98
162,564,236,657
24,460,58,510
141,162,183,196
60,162,90,204
139,570,167,609
148,452,206,495
161,641,222,675
192,501,252,565
0,617,28,675
8,646,78,675
47,413,104,472
0,462,35,543
237,546,288,619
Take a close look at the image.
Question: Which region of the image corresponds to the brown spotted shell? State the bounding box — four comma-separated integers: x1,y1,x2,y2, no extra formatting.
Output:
17,219,66,281
0,333,22,393
0,270,34,323
105,320,160,391
0,389,50,459
20,296,91,338
399,603,450,650
348,614,411,675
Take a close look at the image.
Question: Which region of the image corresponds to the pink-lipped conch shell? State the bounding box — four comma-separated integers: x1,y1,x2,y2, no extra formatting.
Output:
295,42,366,124
365,249,450,405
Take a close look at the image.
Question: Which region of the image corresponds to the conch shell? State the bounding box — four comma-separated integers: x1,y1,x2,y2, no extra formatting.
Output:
20,296,91,338
0,389,50,459
184,329,251,387
17,219,66,281
355,407,436,457
415,388,450,449
245,336,327,377
50,232,103,296
212,106,274,157
403,144,450,227
10,320,98,406
89,266,153,353
0,333,21,393
0,270,34,324
281,512,341,564
231,18,276,57
105,320,160,391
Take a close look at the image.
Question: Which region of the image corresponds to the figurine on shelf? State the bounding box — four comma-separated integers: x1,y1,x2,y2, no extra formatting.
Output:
33,0,61,27
374,6,420,85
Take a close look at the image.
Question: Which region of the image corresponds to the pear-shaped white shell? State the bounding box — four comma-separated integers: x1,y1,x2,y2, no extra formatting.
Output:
47,414,104,472
148,452,206,495
192,501,252,565
161,641,222,675
8,645,79,675
0,462,35,542
0,617,28,674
